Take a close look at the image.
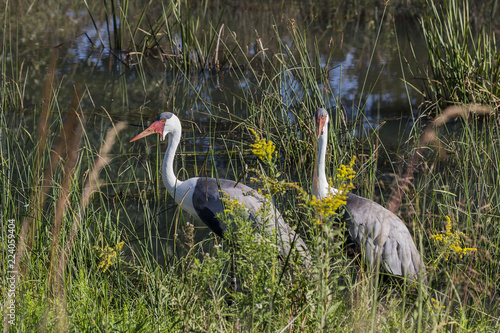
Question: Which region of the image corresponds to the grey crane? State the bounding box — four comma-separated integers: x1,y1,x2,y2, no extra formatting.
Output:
313,108,424,280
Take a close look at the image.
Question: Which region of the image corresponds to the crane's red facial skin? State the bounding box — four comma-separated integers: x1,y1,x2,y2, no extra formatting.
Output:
315,114,327,138
130,120,165,142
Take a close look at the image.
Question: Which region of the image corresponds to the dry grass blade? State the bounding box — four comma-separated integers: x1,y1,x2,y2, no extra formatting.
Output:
3,56,57,332
46,86,85,332
387,104,495,213
58,121,127,280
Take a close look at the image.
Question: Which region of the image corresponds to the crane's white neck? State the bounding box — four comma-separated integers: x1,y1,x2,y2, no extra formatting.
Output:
313,121,338,199
162,130,183,195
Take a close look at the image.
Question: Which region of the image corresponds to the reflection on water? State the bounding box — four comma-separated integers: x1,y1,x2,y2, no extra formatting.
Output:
9,4,427,123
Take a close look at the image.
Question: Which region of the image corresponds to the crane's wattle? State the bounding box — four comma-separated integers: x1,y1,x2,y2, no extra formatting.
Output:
315,115,327,138
130,120,165,142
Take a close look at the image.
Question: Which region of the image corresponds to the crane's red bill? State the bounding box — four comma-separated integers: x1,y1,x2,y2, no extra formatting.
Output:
130,120,164,142
315,115,327,138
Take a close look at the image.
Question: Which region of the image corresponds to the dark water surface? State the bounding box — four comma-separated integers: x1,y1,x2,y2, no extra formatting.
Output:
7,2,427,124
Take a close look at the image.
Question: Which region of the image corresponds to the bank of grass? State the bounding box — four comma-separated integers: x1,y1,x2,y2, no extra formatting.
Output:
2,0,500,332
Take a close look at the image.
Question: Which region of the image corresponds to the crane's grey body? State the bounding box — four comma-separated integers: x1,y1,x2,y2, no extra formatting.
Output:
313,108,424,280
345,193,423,278
131,112,310,267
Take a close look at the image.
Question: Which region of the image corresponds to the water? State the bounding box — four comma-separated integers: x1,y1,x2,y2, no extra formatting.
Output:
8,3,426,117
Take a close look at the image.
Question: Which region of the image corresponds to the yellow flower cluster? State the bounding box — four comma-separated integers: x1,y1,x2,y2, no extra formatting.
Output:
221,193,246,213
249,128,276,165
430,216,477,260
92,241,124,273
431,297,446,310
309,189,347,225
310,159,357,224
337,156,356,182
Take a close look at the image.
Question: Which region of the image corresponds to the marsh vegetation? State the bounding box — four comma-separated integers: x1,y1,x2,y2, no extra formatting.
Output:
1,0,499,331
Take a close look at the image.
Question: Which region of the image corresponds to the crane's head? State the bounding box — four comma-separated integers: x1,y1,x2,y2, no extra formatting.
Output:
130,112,180,142
314,108,329,138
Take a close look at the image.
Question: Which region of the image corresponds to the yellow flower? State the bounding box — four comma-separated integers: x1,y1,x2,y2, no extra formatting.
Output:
220,193,246,213
431,298,446,309
313,218,322,225
249,128,276,165
445,215,452,234
310,189,347,219
430,216,477,260
309,159,357,223
92,241,124,273
337,156,356,181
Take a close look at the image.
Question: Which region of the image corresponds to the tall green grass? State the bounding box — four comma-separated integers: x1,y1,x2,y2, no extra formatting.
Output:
418,0,500,109
2,0,500,331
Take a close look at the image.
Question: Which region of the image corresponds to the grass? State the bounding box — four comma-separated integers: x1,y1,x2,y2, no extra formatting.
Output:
1,0,500,331
415,0,500,109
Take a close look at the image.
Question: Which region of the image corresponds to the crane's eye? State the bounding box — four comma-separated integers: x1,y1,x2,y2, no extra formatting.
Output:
161,119,166,123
